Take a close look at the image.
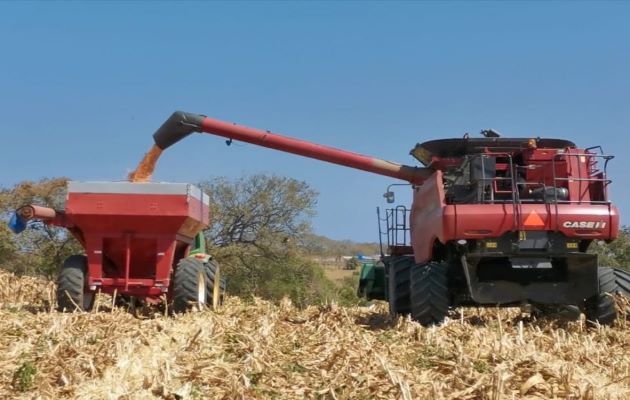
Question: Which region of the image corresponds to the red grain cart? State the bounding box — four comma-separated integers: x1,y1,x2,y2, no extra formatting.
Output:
12,182,221,313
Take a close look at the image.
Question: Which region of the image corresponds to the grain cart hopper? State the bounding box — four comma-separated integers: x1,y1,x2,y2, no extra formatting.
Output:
150,111,624,325
10,181,223,313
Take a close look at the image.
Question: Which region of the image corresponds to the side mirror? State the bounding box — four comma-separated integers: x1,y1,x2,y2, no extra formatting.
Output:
383,191,395,204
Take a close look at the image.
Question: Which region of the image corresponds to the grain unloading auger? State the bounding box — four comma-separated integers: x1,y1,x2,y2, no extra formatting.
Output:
151,111,629,326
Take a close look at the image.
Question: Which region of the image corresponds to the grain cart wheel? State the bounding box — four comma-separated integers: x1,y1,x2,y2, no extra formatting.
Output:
204,261,223,309
172,258,208,313
584,267,617,326
388,256,413,316
57,255,94,312
410,262,449,326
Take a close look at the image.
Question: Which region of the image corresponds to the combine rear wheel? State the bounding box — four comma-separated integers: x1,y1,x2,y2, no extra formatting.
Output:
410,262,449,326
584,267,617,326
57,255,94,312
172,258,208,313
388,256,413,316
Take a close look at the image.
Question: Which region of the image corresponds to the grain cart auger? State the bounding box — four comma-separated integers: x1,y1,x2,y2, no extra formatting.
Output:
9,183,225,313
153,111,624,325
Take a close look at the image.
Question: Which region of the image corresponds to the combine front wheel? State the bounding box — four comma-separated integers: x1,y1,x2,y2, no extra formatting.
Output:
388,256,413,316
410,262,449,326
172,258,208,313
57,255,94,312
584,267,617,326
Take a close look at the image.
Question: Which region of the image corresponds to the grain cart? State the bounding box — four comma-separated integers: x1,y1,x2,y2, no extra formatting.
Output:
142,112,627,325
10,182,223,313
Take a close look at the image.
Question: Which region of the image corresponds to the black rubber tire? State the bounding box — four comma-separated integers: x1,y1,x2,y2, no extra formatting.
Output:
172,258,208,313
584,267,617,326
388,256,413,316
204,260,225,306
612,267,630,298
57,255,94,312
410,262,450,326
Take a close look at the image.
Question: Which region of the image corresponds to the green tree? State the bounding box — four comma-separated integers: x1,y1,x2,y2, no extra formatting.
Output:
0,178,82,277
200,174,318,247
199,175,340,305
589,226,630,270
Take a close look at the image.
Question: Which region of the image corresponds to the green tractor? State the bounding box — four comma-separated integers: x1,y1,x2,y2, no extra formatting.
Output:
357,259,386,300
174,232,227,312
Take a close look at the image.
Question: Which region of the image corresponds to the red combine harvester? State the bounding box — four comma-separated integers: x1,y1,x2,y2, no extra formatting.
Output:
11,182,223,313
148,111,626,325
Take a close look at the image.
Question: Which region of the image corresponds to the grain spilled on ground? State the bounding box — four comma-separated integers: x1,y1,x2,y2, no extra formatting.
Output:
0,269,628,399
128,144,163,183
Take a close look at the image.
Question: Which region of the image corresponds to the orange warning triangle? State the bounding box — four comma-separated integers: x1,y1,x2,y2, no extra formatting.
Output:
523,210,545,227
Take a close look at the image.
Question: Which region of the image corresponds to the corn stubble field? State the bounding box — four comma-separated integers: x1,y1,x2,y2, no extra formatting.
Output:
1,270,628,400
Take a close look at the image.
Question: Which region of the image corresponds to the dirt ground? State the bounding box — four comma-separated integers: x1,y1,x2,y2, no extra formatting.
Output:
1,270,629,399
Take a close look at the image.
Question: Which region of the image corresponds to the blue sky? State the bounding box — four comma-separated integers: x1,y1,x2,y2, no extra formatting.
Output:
0,1,628,242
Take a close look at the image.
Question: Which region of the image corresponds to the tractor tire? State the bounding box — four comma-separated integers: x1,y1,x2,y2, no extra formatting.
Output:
584,267,617,326
410,262,449,326
57,255,94,312
613,267,630,298
388,256,413,316
204,260,224,309
172,257,209,313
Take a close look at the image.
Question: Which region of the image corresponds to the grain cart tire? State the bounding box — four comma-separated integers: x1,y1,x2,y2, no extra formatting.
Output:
388,256,413,316
612,267,630,298
173,258,208,313
410,262,449,326
204,261,224,308
584,267,617,326
57,255,94,312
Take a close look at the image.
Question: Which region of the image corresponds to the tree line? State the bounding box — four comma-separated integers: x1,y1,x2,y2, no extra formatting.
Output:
1,176,628,306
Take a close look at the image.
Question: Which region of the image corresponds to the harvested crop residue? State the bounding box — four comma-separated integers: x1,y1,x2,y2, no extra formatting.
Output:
128,144,163,183
0,270,628,399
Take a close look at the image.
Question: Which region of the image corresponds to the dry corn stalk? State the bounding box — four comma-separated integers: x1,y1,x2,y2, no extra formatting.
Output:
0,269,628,399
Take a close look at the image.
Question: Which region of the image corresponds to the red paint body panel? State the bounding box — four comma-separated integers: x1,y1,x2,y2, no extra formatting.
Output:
52,183,209,298
410,170,619,264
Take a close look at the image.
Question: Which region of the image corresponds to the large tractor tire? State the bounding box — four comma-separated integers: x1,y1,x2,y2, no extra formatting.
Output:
204,260,224,309
613,267,630,298
172,258,209,313
584,267,617,326
57,255,94,312
410,262,449,326
387,256,413,316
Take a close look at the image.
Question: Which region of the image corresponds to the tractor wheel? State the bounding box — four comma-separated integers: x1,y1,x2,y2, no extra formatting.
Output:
410,262,449,326
584,267,617,326
613,267,630,298
388,256,413,316
172,257,208,313
57,255,94,312
204,260,224,309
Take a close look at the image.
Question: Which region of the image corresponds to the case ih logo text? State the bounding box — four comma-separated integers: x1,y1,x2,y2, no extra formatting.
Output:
562,221,607,229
